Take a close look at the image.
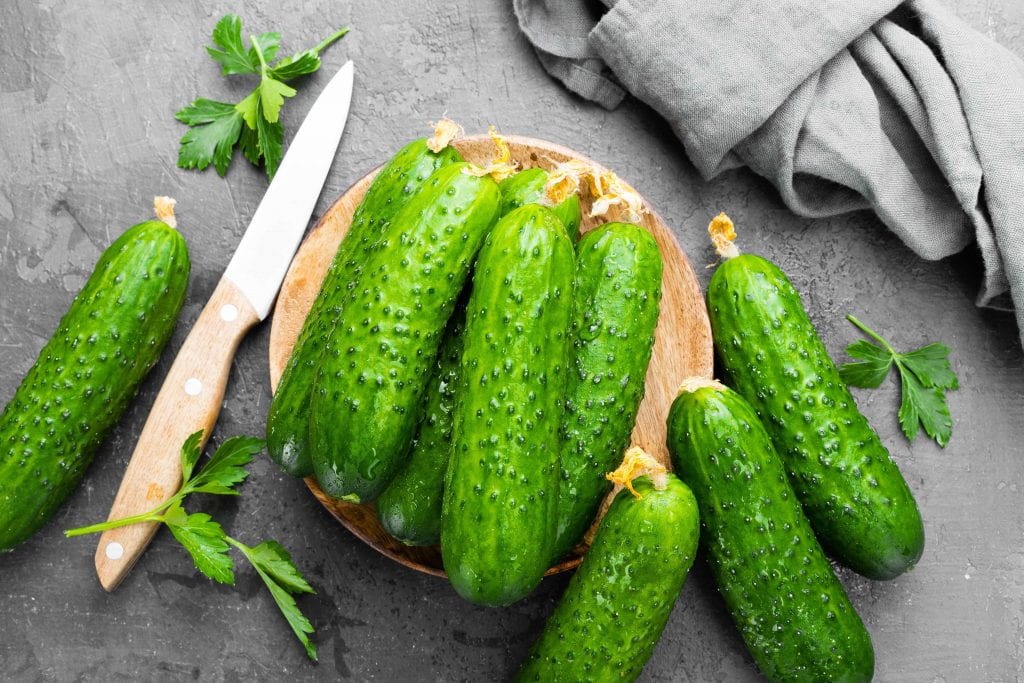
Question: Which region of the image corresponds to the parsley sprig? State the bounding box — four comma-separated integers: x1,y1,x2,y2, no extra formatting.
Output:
839,315,959,448
66,432,318,660
176,14,348,180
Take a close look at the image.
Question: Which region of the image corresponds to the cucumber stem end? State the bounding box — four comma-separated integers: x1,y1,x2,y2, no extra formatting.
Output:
709,212,739,259
154,196,178,229
427,117,462,153
542,160,645,222
462,125,519,182
677,376,727,395
607,446,668,498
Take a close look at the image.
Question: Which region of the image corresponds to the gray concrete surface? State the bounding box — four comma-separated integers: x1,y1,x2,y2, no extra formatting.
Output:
1,1,1022,680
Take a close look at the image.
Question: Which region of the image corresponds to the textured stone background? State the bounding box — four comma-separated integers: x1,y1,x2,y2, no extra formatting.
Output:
1,1,1023,680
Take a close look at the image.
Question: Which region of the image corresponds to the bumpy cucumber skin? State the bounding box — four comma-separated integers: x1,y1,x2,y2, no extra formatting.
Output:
0,220,189,551
267,138,463,477
667,385,874,683
517,475,699,683
551,223,663,561
708,253,924,580
310,163,501,502
498,168,582,238
442,205,575,607
376,302,466,546
378,172,579,547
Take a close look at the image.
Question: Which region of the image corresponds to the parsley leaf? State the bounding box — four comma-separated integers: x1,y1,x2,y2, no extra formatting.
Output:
263,572,317,660
270,28,349,81
230,539,318,660
251,32,282,66
163,504,235,585
235,90,261,130
175,98,240,126
246,540,316,594
900,343,959,391
839,315,958,447
207,15,258,75
176,15,348,180
178,429,205,483
175,100,244,175
183,435,262,496
269,52,323,81
898,371,952,445
206,15,283,76
838,340,893,389
65,433,318,660
239,124,261,165
249,36,297,124
256,108,284,180
257,76,297,124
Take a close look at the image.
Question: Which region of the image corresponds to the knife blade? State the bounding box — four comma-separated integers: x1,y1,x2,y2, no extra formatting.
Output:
94,61,355,591
225,60,355,319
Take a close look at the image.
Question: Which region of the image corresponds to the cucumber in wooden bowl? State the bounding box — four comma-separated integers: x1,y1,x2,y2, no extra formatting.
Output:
374,299,467,546
517,448,699,683
375,167,582,547
705,213,924,580
552,221,663,563
0,200,189,551
309,162,502,503
266,136,463,478
441,203,576,606
667,378,874,683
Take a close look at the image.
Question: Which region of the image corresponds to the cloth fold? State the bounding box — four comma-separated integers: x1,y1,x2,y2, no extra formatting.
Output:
514,0,1024,336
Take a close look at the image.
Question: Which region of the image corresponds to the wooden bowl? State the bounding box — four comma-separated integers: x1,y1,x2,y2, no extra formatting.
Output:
268,135,713,578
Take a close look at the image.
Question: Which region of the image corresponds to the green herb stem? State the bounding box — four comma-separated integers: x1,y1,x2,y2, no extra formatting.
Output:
225,535,250,555
64,500,177,537
251,34,271,76
313,27,350,55
846,314,897,356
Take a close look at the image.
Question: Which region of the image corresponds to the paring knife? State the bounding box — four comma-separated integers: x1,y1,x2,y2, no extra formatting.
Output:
94,61,355,591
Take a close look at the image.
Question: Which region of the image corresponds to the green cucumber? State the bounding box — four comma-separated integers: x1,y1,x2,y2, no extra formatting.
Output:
706,216,924,579
309,163,501,502
551,222,662,561
667,379,874,683
375,300,466,546
441,204,575,607
376,171,581,547
499,167,581,239
267,138,463,477
0,217,189,551
517,449,699,683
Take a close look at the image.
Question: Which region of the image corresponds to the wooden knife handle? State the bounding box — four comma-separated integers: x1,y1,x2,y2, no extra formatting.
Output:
94,276,259,591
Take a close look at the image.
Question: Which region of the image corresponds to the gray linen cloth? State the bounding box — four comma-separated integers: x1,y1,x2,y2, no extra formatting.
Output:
514,0,1024,336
